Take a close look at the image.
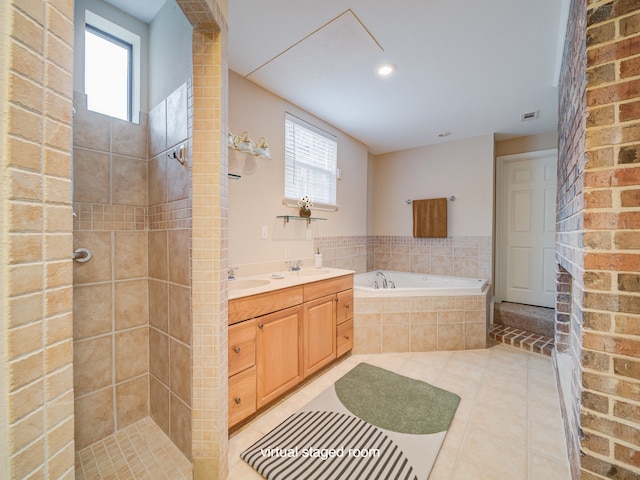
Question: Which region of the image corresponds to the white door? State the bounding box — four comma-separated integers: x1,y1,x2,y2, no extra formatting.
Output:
498,150,557,308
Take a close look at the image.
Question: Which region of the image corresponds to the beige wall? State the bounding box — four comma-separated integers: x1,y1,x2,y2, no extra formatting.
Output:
373,135,495,237
228,71,369,270
495,131,557,157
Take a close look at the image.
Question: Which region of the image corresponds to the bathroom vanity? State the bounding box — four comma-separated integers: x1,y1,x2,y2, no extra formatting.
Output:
227,269,354,428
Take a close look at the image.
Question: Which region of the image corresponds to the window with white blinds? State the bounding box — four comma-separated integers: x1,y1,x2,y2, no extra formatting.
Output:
284,113,338,209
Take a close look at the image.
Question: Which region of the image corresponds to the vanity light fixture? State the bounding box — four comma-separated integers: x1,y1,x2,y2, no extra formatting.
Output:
376,63,397,77
228,131,272,160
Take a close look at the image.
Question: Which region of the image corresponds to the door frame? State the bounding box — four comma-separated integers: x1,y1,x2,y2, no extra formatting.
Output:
495,148,558,305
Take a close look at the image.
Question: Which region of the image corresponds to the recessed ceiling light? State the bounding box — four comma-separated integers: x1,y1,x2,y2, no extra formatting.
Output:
437,131,452,137
376,63,396,77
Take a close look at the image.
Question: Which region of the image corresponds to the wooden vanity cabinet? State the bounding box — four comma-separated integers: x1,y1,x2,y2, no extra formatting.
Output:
227,273,354,428
256,305,304,408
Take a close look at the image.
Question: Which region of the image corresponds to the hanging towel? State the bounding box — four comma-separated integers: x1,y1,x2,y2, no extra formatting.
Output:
412,198,447,238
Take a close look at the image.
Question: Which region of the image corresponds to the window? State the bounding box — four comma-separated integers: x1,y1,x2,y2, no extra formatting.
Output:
284,113,338,210
83,11,141,123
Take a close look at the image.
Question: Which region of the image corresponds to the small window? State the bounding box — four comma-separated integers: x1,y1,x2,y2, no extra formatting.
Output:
84,24,132,121
284,113,338,210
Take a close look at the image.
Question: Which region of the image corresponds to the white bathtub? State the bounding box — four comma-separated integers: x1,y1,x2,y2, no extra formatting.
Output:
354,270,487,297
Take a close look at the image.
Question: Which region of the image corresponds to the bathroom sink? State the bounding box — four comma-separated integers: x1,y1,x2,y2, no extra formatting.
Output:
294,269,330,276
228,279,271,290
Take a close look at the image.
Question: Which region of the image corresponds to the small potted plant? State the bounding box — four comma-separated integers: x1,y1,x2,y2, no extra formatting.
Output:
297,195,313,218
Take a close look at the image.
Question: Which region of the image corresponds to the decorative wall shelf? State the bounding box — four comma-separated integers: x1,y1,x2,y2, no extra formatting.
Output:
276,215,327,226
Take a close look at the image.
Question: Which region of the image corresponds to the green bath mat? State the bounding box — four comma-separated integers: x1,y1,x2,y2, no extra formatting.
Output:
241,362,460,480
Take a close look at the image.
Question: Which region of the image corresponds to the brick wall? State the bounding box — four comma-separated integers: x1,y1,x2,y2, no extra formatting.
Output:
558,0,640,478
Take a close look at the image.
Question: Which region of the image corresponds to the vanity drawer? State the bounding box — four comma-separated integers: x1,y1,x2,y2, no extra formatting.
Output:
229,366,256,427
304,274,353,302
336,319,354,357
229,286,304,325
228,320,256,376
336,289,354,325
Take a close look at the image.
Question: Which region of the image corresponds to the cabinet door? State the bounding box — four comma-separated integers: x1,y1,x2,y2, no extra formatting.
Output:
303,294,337,378
336,289,354,325
256,305,303,408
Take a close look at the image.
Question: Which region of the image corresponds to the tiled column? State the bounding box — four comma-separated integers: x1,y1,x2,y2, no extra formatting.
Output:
1,1,76,478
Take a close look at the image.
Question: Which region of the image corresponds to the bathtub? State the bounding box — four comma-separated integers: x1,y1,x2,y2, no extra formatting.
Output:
354,270,487,297
353,270,490,353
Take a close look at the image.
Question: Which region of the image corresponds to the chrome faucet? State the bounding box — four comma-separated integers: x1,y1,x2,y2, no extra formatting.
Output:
376,271,388,288
286,260,303,271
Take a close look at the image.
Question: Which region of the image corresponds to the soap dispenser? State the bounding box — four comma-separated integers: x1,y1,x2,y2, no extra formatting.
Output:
314,248,323,268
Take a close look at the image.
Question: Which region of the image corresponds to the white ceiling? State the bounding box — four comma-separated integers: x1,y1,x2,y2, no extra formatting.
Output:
105,0,569,155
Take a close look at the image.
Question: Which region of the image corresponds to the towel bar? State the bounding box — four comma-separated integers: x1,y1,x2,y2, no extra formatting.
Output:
406,196,455,204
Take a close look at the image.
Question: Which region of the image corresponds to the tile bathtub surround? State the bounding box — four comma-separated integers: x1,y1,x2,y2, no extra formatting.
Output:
353,293,489,354
3,1,76,478
228,346,571,479
371,235,493,282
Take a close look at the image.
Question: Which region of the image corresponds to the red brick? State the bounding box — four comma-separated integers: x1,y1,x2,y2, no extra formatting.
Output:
584,212,640,230
586,126,621,148
620,12,640,36
584,231,612,249
587,35,640,67
586,251,640,273
618,273,640,292
615,443,640,469
587,79,640,106
584,311,613,331
621,56,640,79
620,189,640,206
620,100,640,122
584,271,612,290
621,124,640,143
583,331,640,358
583,373,640,404
619,145,640,165
584,349,612,371
583,390,610,413
588,104,615,127
613,357,640,380
615,232,640,249
614,314,640,335
587,21,616,46
586,147,615,168
585,169,614,187
582,453,640,479
615,166,640,186
582,431,611,456
585,190,613,208
614,400,640,423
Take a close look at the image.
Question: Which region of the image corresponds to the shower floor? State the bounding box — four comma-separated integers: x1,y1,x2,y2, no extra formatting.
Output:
75,417,192,480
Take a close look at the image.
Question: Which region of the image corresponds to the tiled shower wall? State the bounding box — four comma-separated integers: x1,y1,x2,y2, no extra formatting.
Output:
72,100,150,450
148,82,193,459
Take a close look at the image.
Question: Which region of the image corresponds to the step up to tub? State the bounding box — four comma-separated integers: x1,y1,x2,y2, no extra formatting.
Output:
489,324,554,356
494,302,555,338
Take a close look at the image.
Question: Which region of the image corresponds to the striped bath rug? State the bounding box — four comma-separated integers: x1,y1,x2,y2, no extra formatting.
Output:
240,363,460,480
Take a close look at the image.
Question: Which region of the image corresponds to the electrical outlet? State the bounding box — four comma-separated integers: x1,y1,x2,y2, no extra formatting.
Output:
261,225,268,239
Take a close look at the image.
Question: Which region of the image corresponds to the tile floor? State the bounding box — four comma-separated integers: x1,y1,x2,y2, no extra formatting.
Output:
228,343,571,480
76,343,571,480
75,417,192,480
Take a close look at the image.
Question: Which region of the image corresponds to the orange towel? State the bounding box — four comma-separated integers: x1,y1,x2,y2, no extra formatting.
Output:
412,198,447,238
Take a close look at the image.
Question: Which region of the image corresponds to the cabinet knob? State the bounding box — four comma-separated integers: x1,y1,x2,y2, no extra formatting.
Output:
345,304,350,309
234,397,242,405
344,335,350,340
234,346,241,353
258,323,264,329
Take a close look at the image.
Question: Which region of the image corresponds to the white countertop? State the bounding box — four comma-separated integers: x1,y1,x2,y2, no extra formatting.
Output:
228,267,355,300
